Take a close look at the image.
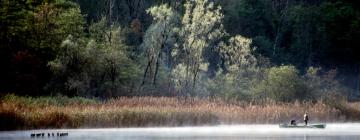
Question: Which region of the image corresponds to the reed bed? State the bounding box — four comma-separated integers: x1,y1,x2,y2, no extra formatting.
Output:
0,95,358,130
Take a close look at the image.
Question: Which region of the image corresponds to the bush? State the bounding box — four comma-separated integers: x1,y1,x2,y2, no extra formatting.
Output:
303,67,345,100
48,34,141,98
253,65,302,102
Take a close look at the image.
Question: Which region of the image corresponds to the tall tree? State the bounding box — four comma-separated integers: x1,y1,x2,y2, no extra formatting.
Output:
173,0,226,97
0,0,84,96
30,0,84,50
141,4,179,89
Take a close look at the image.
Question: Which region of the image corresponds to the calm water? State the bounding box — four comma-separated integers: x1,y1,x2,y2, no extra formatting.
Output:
1,124,360,140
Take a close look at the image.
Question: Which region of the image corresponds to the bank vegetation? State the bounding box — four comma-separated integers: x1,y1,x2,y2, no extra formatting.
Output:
1,95,360,130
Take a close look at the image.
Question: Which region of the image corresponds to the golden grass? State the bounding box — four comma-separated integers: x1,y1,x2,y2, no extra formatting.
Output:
1,95,359,130
348,102,360,111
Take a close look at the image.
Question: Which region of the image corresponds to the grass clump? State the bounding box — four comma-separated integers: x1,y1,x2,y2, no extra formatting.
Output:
2,94,98,108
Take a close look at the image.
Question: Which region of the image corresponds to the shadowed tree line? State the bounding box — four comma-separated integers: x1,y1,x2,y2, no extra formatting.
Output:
0,0,359,101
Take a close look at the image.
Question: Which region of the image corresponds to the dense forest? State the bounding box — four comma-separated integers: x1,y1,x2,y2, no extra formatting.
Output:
1,0,360,102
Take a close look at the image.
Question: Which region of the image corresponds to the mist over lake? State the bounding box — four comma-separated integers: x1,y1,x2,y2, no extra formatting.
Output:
1,124,360,140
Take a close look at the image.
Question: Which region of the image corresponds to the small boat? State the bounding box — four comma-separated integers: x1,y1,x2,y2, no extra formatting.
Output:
279,124,326,128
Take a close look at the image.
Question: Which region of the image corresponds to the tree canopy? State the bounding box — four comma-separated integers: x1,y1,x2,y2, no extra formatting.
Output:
1,0,359,101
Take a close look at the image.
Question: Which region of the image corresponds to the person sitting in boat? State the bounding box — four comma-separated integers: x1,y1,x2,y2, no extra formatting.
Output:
290,120,297,125
304,112,309,125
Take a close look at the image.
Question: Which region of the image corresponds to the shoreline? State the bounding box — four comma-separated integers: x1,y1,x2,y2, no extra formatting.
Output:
2,123,360,132
1,95,360,130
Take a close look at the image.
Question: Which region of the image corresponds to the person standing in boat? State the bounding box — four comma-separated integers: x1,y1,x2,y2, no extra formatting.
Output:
304,112,309,125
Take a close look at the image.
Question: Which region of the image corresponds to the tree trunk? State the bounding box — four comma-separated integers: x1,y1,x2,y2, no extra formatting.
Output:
153,23,168,87
272,27,280,57
153,52,161,87
272,0,289,58
191,63,199,97
141,56,153,87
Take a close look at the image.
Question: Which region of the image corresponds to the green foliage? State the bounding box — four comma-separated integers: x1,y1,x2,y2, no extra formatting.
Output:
172,0,227,97
140,4,179,93
286,5,322,67
55,6,84,38
30,0,84,50
253,65,302,102
222,0,273,37
0,0,85,96
1,94,98,107
220,35,256,68
48,31,140,97
89,16,131,47
304,67,345,100
0,0,356,102
205,35,259,101
319,2,360,65
206,69,256,101
0,0,33,44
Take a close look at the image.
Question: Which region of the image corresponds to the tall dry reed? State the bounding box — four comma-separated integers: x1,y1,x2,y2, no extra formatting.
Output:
0,95,357,130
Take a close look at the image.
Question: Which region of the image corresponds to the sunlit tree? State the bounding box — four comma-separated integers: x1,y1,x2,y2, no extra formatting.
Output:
173,0,226,97
141,4,179,89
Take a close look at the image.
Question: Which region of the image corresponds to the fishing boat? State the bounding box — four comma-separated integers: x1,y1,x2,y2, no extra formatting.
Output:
279,124,326,128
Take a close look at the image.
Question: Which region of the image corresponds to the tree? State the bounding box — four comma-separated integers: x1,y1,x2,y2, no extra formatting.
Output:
221,0,273,37
48,32,140,97
30,0,84,50
172,0,226,97
140,4,179,90
220,35,256,69
221,0,294,62
0,0,32,46
270,0,293,58
304,67,345,100
253,65,302,102
76,0,154,26
287,5,324,68
0,0,34,95
206,35,258,100
0,0,85,96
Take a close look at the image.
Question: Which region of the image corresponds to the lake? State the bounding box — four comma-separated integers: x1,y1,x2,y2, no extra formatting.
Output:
1,123,360,140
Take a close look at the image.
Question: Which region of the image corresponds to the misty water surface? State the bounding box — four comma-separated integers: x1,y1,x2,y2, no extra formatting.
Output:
1,123,360,140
